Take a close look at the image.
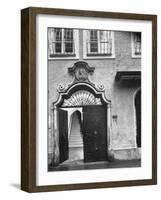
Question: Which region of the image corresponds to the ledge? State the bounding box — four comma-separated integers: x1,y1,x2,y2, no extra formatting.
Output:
49,53,76,58
115,70,141,81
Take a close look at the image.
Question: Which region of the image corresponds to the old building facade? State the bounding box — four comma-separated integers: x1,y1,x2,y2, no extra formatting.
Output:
47,28,141,167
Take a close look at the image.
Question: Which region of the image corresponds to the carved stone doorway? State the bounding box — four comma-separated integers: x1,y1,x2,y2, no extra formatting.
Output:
51,61,111,166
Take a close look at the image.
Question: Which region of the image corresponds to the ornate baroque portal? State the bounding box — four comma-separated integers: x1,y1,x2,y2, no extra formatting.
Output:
51,61,112,166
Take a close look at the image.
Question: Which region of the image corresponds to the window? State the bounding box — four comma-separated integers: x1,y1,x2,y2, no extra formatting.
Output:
84,30,114,58
89,30,98,53
54,28,62,53
48,28,77,58
64,29,74,53
131,32,141,57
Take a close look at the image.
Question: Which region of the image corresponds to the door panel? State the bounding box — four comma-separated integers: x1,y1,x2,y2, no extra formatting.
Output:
135,90,141,147
58,109,68,163
83,105,107,162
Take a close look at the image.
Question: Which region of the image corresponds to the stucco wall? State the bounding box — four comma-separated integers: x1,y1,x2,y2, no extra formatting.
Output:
48,30,141,162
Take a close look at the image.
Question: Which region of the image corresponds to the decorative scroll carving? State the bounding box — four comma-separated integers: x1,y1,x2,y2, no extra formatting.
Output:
97,84,105,91
68,61,95,84
57,84,66,92
54,62,111,107
62,90,102,107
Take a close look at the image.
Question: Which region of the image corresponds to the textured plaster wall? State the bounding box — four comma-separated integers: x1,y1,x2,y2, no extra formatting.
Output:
48,30,141,158
112,81,140,149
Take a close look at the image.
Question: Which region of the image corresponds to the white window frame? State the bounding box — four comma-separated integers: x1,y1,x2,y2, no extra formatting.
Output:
83,30,115,59
48,28,79,60
131,32,141,58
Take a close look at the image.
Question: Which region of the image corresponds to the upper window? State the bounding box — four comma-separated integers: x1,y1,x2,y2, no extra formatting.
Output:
131,32,141,58
83,30,115,58
48,28,79,59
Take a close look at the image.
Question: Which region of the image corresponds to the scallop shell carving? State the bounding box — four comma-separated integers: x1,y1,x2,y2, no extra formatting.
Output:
62,90,102,107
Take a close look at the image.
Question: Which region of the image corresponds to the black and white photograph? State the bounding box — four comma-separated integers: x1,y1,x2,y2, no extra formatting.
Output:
20,7,157,192
47,27,141,172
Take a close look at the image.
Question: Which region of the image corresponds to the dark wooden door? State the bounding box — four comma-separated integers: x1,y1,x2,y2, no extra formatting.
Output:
58,109,68,163
83,105,107,162
135,90,141,147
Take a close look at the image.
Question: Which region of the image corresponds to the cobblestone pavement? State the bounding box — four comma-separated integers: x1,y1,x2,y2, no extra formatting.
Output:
49,159,141,172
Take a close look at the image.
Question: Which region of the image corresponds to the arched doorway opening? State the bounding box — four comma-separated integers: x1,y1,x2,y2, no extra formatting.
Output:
68,111,83,161
135,89,141,147
52,82,111,166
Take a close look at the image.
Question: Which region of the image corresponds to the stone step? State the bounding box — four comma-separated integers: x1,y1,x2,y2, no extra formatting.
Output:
69,140,83,144
69,145,83,148
69,135,83,138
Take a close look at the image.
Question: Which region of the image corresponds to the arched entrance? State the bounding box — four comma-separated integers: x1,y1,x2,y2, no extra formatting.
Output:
52,83,111,166
68,110,83,161
51,61,111,166
135,89,141,147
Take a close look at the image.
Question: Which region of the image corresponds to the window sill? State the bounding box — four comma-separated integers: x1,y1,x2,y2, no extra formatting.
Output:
83,53,115,60
131,54,141,58
48,53,79,60
49,53,76,58
134,52,141,55
87,53,112,57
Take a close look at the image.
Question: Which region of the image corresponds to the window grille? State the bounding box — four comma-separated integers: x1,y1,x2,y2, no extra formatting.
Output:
87,30,113,56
